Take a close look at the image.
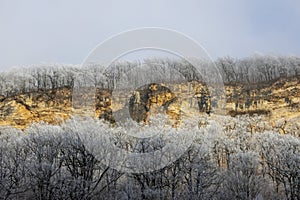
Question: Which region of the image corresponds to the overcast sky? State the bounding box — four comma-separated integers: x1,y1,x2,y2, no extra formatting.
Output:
0,0,299,70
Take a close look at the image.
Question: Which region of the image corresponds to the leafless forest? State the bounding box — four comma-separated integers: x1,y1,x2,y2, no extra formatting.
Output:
0,55,300,200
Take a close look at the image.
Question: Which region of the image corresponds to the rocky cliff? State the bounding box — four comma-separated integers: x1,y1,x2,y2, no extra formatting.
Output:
0,78,299,132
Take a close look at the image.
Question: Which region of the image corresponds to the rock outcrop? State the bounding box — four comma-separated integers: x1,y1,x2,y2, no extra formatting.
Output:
0,87,71,129
128,83,181,126
0,78,299,131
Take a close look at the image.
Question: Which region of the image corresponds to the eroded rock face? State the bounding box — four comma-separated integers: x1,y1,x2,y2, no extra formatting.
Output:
92,84,183,126
128,83,181,126
95,88,115,123
93,84,183,126
0,84,183,128
0,87,72,129
1,78,299,131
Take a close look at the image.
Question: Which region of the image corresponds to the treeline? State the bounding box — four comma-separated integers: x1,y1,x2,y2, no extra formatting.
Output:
0,115,299,200
0,55,299,97
216,55,300,85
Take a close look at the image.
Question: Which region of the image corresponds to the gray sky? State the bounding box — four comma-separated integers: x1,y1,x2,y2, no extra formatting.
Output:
0,0,300,70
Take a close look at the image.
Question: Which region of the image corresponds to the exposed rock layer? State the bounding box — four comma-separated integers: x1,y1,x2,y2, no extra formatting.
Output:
0,78,299,131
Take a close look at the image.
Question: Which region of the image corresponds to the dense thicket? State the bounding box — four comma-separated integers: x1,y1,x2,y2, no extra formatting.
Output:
0,115,299,200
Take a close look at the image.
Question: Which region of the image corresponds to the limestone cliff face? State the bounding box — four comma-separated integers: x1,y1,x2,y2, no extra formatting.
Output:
94,88,115,123
0,87,72,129
93,83,182,127
0,78,300,131
225,77,300,119
128,83,181,127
